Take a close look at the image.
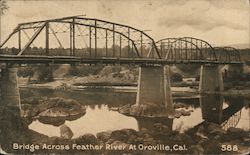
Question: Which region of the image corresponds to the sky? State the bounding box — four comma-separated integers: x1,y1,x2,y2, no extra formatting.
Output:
1,0,249,48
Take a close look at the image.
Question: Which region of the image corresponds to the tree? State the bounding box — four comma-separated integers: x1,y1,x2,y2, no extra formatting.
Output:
0,0,9,43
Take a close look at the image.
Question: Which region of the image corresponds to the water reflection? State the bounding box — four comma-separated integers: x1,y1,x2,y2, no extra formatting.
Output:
29,105,138,138
200,95,246,130
0,88,249,154
20,88,136,107
25,88,249,137
0,101,31,154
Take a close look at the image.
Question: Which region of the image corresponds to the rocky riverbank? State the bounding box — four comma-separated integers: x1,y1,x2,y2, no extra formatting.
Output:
118,102,194,118
2,119,248,154
21,97,86,126
43,122,250,154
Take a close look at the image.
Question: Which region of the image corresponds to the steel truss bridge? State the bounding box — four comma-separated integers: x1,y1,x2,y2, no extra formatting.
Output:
0,16,243,65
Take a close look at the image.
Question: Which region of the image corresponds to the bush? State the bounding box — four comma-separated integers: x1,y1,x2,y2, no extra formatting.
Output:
176,64,200,74
171,73,183,82
18,67,34,77
37,66,54,82
66,65,104,77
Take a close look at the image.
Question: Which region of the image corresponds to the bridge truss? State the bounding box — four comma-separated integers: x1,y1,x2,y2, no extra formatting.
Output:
156,37,241,62
214,47,241,62
0,16,242,64
0,15,160,59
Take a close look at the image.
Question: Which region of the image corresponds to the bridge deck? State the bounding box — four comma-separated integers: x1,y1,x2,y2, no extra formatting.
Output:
0,54,243,65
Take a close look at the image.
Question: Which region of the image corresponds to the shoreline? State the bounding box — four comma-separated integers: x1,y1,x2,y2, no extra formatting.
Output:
19,83,250,98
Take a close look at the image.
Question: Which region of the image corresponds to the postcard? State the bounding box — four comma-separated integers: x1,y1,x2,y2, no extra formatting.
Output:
0,0,249,154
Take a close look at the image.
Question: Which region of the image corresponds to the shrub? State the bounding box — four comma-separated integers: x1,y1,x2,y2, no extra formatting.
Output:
171,73,183,82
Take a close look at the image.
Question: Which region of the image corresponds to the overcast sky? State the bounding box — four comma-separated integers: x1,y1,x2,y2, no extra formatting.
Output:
1,0,249,47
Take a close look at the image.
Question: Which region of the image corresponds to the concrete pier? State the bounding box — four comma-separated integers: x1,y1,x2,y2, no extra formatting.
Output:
130,65,173,117
199,65,223,93
0,67,21,109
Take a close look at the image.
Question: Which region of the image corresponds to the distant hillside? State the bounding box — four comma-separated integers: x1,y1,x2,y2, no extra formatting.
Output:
227,43,249,49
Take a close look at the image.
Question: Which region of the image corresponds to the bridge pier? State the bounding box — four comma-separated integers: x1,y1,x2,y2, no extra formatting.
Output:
227,64,244,80
129,65,173,117
199,65,224,93
0,66,21,110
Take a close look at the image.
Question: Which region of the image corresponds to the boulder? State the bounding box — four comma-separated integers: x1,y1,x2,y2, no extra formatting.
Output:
227,127,247,139
209,128,226,136
110,129,137,142
96,131,112,142
22,97,86,124
207,122,221,131
227,127,244,134
60,124,73,139
118,104,131,115
190,145,204,155
39,107,69,117
75,133,98,144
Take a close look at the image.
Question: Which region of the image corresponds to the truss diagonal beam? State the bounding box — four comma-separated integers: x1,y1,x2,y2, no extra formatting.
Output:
22,30,36,47
49,26,63,48
0,26,19,48
17,23,46,56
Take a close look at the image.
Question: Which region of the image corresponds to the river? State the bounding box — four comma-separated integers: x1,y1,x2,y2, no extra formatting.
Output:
19,88,249,138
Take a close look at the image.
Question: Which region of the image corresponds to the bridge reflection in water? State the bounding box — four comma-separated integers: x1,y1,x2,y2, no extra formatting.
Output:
200,95,244,130
134,95,246,132
1,88,246,132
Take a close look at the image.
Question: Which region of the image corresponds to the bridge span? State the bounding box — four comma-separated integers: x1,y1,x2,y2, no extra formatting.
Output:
0,55,242,65
0,16,245,117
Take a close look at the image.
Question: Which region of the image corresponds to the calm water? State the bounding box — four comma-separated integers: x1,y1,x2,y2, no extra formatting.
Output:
20,88,249,138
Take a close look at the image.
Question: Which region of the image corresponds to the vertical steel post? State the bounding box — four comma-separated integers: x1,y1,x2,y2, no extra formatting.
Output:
200,42,203,59
195,39,198,59
45,22,49,55
185,40,188,60
160,41,163,58
18,29,21,53
152,42,154,58
131,42,134,58
190,38,193,59
119,35,122,57
89,27,92,57
174,43,176,61
128,28,130,58
167,39,171,59
72,18,75,56
113,24,115,57
140,32,143,57
105,29,108,57
179,41,182,60
94,20,97,57
70,23,72,55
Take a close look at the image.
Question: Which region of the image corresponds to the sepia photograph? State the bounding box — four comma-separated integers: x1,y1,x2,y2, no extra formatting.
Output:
0,0,249,154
